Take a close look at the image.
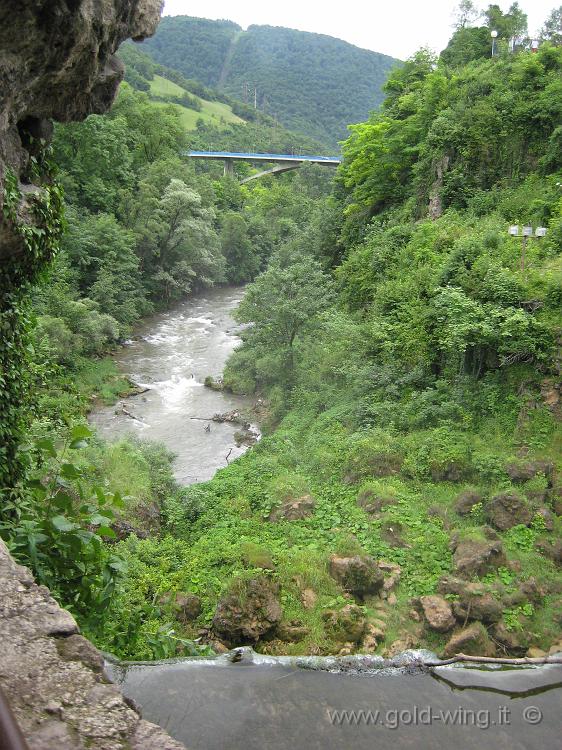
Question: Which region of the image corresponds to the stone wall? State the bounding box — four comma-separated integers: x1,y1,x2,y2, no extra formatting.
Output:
0,539,186,749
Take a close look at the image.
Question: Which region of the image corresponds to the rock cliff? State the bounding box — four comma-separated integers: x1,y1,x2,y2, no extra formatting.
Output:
0,0,162,260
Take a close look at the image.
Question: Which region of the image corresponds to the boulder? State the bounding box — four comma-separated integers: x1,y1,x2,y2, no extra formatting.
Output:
452,593,503,624
419,595,456,633
438,576,487,598
212,578,282,646
505,460,553,483
454,490,482,516
361,623,386,652
301,588,318,609
526,647,547,658
443,623,496,658
485,492,532,531
269,495,315,522
174,593,202,623
276,621,310,643
492,622,526,654
356,490,397,515
379,561,401,592
452,537,506,578
383,635,418,658
380,519,408,548
328,554,384,597
323,604,367,643
536,539,562,566
158,592,202,623
503,577,546,607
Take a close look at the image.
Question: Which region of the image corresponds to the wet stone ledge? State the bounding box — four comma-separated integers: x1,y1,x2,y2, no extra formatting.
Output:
0,538,185,749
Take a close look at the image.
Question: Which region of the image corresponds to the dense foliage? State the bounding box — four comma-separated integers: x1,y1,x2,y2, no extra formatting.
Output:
0,75,335,648
2,6,561,661
140,16,399,147
90,22,562,659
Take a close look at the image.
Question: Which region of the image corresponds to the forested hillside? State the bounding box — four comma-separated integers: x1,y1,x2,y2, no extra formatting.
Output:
89,15,561,660
2,5,561,664
139,16,399,147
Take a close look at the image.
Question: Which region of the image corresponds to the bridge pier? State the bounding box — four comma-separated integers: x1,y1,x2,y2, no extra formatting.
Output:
223,159,234,177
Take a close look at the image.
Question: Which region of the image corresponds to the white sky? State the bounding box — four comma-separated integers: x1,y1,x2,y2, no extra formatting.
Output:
162,0,555,59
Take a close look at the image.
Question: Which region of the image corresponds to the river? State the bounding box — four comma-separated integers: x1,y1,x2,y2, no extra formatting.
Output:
89,286,258,485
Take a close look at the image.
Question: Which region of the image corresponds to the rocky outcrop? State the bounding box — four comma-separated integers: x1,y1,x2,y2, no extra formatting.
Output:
443,622,496,658
212,577,282,646
322,604,367,643
505,460,553,483
269,495,315,522
452,536,506,577
419,595,456,633
0,0,162,261
158,591,202,623
328,554,384,597
485,492,532,530
454,489,482,516
0,538,184,749
356,489,397,515
536,538,562,566
452,592,503,624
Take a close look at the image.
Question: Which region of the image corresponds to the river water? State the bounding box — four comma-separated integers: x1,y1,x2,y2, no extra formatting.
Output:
89,286,257,484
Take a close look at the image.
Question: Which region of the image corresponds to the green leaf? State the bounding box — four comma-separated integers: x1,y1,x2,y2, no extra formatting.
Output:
51,515,79,532
69,439,89,450
70,425,92,448
60,463,82,479
51,492,74,512
36,439,56,458
97,526,117,539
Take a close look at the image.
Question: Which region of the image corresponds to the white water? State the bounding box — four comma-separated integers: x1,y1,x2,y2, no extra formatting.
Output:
89,286,258,484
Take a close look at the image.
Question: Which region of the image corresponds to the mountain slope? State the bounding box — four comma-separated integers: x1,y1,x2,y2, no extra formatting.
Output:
140,16,399,147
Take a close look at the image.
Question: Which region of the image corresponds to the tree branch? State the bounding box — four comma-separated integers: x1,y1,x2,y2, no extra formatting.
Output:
423,653,562,668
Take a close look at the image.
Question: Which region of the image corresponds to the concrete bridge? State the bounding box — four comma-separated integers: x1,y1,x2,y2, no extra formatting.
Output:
185,151,341,182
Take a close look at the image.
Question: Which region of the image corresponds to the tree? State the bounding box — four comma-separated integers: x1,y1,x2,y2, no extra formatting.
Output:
540,6,562,45
220,213,259,283
453,0,480,29
484,3,527,39
61,210,147,332
133,179,225,305
231,250,334,385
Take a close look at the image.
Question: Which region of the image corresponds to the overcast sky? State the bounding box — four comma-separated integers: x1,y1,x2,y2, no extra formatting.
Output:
161,0,556,59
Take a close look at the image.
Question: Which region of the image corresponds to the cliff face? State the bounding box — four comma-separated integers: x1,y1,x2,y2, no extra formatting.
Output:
0,0,162,259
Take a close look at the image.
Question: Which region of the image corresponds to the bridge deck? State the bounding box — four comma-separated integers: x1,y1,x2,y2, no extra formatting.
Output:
186,151,341,165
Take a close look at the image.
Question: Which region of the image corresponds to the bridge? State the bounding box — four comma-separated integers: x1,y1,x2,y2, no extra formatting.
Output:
185,151,341,182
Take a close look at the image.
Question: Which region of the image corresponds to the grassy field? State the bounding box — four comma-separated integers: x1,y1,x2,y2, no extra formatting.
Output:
149,75,244,130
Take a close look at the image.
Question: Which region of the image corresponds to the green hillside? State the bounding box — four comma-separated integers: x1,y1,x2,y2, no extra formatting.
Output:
150,75,244,129
140,16,399,147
